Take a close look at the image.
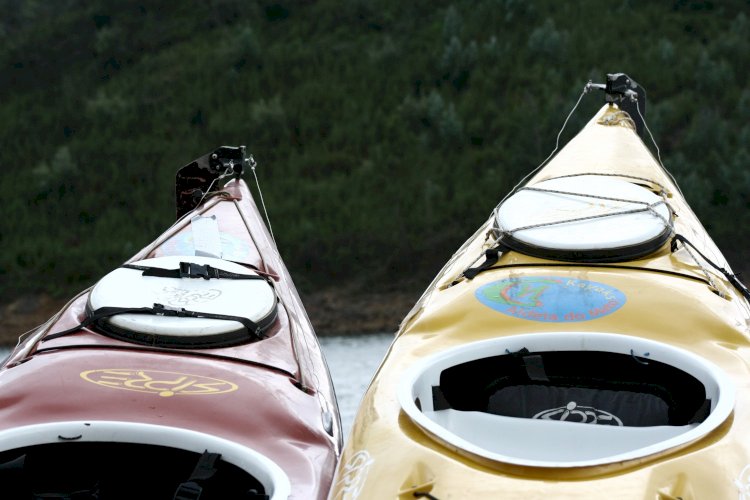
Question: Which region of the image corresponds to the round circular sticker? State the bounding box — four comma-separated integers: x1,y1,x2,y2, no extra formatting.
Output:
475,276,625,322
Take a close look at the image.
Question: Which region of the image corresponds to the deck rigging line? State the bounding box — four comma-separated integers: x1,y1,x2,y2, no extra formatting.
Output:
672,234,750,302
454,81,750,301
413,492,440,499
508,185,672,231
249,155,276,245
458,175,676,283
495,83,590,210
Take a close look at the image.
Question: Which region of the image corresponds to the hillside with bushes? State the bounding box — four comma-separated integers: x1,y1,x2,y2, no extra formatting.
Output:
1,0,748,334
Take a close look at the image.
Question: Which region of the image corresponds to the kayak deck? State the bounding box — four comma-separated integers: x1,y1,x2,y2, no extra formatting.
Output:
330,93,750,499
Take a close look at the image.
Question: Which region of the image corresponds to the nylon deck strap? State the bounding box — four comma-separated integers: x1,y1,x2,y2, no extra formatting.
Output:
522,354,549,382
431,386,451,411
122,262,267,281
462,247,501,281
42,304,265,343
173,451,221,500
671,234,750,301
32,485,101,499
458,238,513,283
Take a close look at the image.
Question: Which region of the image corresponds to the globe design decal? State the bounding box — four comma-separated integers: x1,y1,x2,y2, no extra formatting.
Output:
475,276,626,322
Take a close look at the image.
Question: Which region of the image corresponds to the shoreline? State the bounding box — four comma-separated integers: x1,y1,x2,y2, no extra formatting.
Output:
0,287,421,347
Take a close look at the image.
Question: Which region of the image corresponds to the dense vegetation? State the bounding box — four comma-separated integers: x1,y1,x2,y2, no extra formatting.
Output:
1,0,749,302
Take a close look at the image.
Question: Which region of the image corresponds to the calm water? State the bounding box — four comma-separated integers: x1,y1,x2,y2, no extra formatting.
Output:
0,333,396,441
319,332,395,439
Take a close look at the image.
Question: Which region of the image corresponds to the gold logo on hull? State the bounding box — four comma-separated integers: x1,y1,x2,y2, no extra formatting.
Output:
80,369,238,397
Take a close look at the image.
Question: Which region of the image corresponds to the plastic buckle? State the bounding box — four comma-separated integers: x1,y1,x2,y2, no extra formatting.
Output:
180,262,211,279
173,481,202,500
153,303,180,316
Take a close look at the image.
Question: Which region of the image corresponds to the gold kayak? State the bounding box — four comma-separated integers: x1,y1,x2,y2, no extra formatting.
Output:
329,74,750,499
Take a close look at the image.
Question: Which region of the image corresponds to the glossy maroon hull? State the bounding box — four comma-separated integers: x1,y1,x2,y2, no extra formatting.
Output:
1,179,341,500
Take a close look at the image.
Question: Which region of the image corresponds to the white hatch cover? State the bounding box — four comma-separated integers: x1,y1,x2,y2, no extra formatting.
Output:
87,256,277,348
495,175,672,261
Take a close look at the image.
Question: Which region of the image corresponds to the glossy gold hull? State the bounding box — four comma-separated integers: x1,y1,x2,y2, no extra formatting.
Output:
329,104,750,499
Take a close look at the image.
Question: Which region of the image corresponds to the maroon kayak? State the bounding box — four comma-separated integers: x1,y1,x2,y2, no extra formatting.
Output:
0,146,342,500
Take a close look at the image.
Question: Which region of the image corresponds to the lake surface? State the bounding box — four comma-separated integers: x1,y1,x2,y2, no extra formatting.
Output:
318,332,395,439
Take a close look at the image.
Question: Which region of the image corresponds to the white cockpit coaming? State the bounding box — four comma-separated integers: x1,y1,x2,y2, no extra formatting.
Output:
0,421,291,499
398,332,734,468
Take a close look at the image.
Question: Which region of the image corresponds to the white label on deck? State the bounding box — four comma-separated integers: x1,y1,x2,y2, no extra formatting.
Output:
191,215,222,258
